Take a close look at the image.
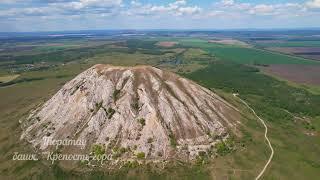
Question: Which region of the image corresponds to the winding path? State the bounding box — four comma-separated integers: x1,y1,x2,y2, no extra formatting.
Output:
233,94,274,180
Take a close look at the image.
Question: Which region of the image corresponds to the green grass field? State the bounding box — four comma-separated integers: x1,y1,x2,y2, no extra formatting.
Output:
257,41,320,47
207,47,319,65
177,39,320,65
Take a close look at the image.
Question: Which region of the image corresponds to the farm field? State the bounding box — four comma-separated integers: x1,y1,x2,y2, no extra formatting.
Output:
261,64,320,86
156,41,178,47
176,38,320,65
208,39,249,47
266,47,320,61
256,41,320,47
248,35,320,62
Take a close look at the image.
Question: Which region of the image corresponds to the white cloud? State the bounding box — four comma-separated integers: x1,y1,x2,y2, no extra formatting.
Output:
0,0,312,19
80,0,122,6
0,7,54,18
1,0,320,31
221,0,234,6
171,0,186,6
306,0,320,8
0,0,20,3
55,0,122,10
207,10,224,17
126,0,201,17
249,4,274,15
176,6,201,15
0,0,123,20
209,0,308,17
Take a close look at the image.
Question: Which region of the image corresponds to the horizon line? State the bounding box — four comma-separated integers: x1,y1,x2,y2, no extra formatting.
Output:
1,27,320,34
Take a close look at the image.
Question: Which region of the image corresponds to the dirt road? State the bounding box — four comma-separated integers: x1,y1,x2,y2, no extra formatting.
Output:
233,94,274,180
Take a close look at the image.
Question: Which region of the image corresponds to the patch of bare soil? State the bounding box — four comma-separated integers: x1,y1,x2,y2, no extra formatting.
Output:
261,64,320,86
156,41,178,47
208,39,249,46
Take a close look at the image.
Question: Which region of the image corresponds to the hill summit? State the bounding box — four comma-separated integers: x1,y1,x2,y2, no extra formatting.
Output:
21,64,240,163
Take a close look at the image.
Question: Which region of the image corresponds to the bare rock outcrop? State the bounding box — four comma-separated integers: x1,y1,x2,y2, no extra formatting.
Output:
21,64,240,162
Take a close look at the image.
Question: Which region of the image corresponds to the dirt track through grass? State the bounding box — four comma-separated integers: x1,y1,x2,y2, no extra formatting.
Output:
233,93,274,180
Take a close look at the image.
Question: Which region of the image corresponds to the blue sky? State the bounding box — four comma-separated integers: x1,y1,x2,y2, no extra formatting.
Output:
0,0,320,32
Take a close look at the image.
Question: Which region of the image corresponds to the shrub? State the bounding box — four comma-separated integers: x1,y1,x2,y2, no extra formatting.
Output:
131,97,140,111
169,134,177,147
147,137,153,143
198,151,206,157
119,147,127,154
136,152,145,159
123,160,139,168
133,145,137,150
215,141,231,156
157,151,163,157
112,147,126,159
303,122,316,130
95,101,103,110
113,89,121,102
111,147,127,159
137,118,146,126
107,108,116,119
131,102,139,111
91,144,105,156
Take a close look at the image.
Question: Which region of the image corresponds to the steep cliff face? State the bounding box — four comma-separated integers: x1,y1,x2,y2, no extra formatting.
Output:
21,64,240,161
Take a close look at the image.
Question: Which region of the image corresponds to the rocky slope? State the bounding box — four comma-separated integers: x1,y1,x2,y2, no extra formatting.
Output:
21,64,241,162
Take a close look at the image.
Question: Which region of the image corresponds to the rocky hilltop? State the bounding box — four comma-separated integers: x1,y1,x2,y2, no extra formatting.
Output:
21,64,240,163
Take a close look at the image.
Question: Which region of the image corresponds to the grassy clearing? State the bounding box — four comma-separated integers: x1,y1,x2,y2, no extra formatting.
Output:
182,48,210,59
159,48,214,74
85,51,156,66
